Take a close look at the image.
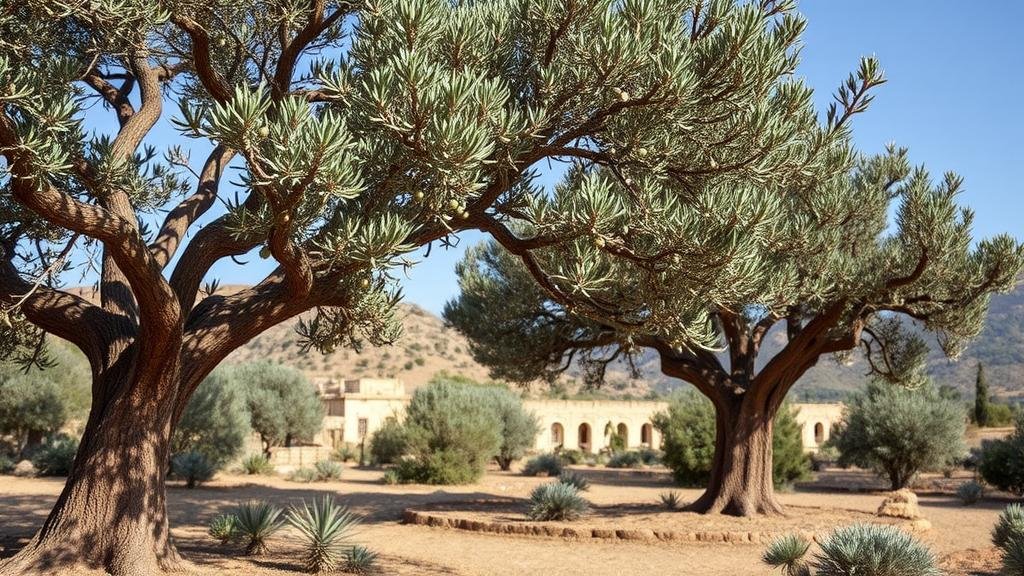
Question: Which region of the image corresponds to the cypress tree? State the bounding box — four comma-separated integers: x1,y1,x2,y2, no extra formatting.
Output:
976,363,991,427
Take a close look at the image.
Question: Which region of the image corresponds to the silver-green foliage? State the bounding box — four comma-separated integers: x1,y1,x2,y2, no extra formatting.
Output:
557,470,590,492
762,534,811,576
994,505,1024,549
956,481,983,506
172,368,250,470
170,451,216,489
813,524,939,576
344,545,379,574
522,453,563,477
314,460,343,481
234,500,286,556
287,496,362,574
658,491,681,510
208,514,238,546
241,453,275,475
528,482,589,521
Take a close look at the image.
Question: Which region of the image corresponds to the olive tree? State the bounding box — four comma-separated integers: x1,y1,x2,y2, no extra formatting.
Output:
0,372,68,458
170,367,249,468
237,361,323,456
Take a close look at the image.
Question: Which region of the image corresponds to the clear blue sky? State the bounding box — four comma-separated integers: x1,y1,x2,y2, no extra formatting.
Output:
78,2,1024,314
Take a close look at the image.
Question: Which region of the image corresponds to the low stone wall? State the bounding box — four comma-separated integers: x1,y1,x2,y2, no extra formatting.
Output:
268,446,334,470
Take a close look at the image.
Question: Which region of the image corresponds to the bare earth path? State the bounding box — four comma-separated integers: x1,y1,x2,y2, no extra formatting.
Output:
0,467,1008,575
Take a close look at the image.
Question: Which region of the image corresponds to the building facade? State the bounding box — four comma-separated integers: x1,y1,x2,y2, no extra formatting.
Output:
310,378,843,454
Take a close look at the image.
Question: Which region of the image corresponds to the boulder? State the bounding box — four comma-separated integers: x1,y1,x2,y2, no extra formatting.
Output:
12,460,36,477
877,489,920,519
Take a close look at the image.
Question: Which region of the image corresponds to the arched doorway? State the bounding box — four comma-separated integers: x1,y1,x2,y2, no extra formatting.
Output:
814,422,826,445
551,423,565,448
616,423,629,447
578,423,592,452
640,423,653,446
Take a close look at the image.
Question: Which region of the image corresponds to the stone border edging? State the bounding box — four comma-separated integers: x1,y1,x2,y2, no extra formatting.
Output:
402,508,931,545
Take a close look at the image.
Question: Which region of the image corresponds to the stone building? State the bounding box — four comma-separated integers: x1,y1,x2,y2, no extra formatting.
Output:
310,378,843,454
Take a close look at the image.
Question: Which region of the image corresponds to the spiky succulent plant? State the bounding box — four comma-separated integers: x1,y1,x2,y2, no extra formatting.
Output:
234,500,286,556
287,496,362,573
527,482,589,521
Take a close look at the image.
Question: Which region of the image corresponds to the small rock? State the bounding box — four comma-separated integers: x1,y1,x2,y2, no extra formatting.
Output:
877,489,921,519
12,460,35,477
908,519,932,532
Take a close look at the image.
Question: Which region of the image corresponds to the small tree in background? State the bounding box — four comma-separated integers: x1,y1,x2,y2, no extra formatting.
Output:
975,363,991,427
398,380,502,484
979,414,1024,495
830,380,965,490
171,368,249,469
0,372,67,458
368,418,408,465
653,392,808,488
238,362,323,456
493,389,540,471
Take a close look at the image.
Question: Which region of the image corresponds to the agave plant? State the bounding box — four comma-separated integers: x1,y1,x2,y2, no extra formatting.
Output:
956,480,984,505
381,469,400,485
314,460,343,481
289,467,318,483
208,514,239,546
762,534,811,576
659,491,681,510
288,496,362,573
234,500,286,556
344,545,379,574
170,451,215,489
813,524,939,576
527,482,589,521
995,504,1024,548
1002,533,1024,576
241,454,275,475
557,471,590,492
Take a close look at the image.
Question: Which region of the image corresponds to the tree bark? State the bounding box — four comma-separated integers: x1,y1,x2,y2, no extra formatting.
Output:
685,393,784,516
0,358,184,576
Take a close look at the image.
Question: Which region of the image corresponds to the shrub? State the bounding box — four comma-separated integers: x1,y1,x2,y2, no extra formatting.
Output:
522,453,562,477
208,514,238,545
811,445,840,472
813,524,939,576
638,448,660,466
559,449,585,465
557,470,590,491
979,415,1024,495
289,467,318,483
399,381,503,484
773,404,812,488
287,496,361,574
234,500,286,555
31,434,78,476
333,442,358,463
171,451,216,489
381,469,400,485
0,454,13,474
956,481,984,505
171,368,249,470
1002,536,1024,576
659,491,681,510
241,453,275,475
492,391,540,471
830,380,966,490
607,451,644,469
344,545,379,574
993,504,1024,549
527,483,589,521
314,460,343,481
368,419,407,465
762,534,811,576
0,372,67,458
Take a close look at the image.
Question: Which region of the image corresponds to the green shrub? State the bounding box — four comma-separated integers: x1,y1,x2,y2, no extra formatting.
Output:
527,483,589,521
979,415,1024,495
956,481,983,505
314,460,343,481
558,449,585,465
238,362,324,456
493,391,540,471
522,453,562,477
659,491,681,510
607,431,626,454
171,451,216,489
289,467,318,483
993,505,1024,549
171,368,249,470
831,380,966,490
399,380,503,484
31,434,78,476
762,534,811,576
234,500,286,556
813,524,939,576
344,545,379,574
988,402,1017,428
241,453,275,475
1001,535,1024,576
0,372,67,458
557,470,590,491
287,496,361,573
381,468,400,485
0,454,13,474
208,514,239,545
368,419,407,465
607,451,644,469
773,404,812,488
333,442,358,463
638,448,660,466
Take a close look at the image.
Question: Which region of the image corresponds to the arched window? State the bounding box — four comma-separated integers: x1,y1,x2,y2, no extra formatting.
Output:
578,423,592,452
814,422,826,445
616,423,629,446
641,423,653,446
551,423,565,447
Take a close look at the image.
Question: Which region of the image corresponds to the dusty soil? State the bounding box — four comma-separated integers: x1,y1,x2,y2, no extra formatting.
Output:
0,466,1008,575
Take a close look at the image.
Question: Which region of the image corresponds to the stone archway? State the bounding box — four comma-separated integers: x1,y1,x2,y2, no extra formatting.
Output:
616,422,629,447
551,423,565,448
578,423,592,453
640,422,653,446
814,422,826,445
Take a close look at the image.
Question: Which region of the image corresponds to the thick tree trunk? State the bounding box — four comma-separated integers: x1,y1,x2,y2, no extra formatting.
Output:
686,394,783,516
0,361,184,576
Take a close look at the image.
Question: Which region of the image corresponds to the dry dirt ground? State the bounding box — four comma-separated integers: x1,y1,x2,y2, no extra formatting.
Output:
0,467,1011,576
